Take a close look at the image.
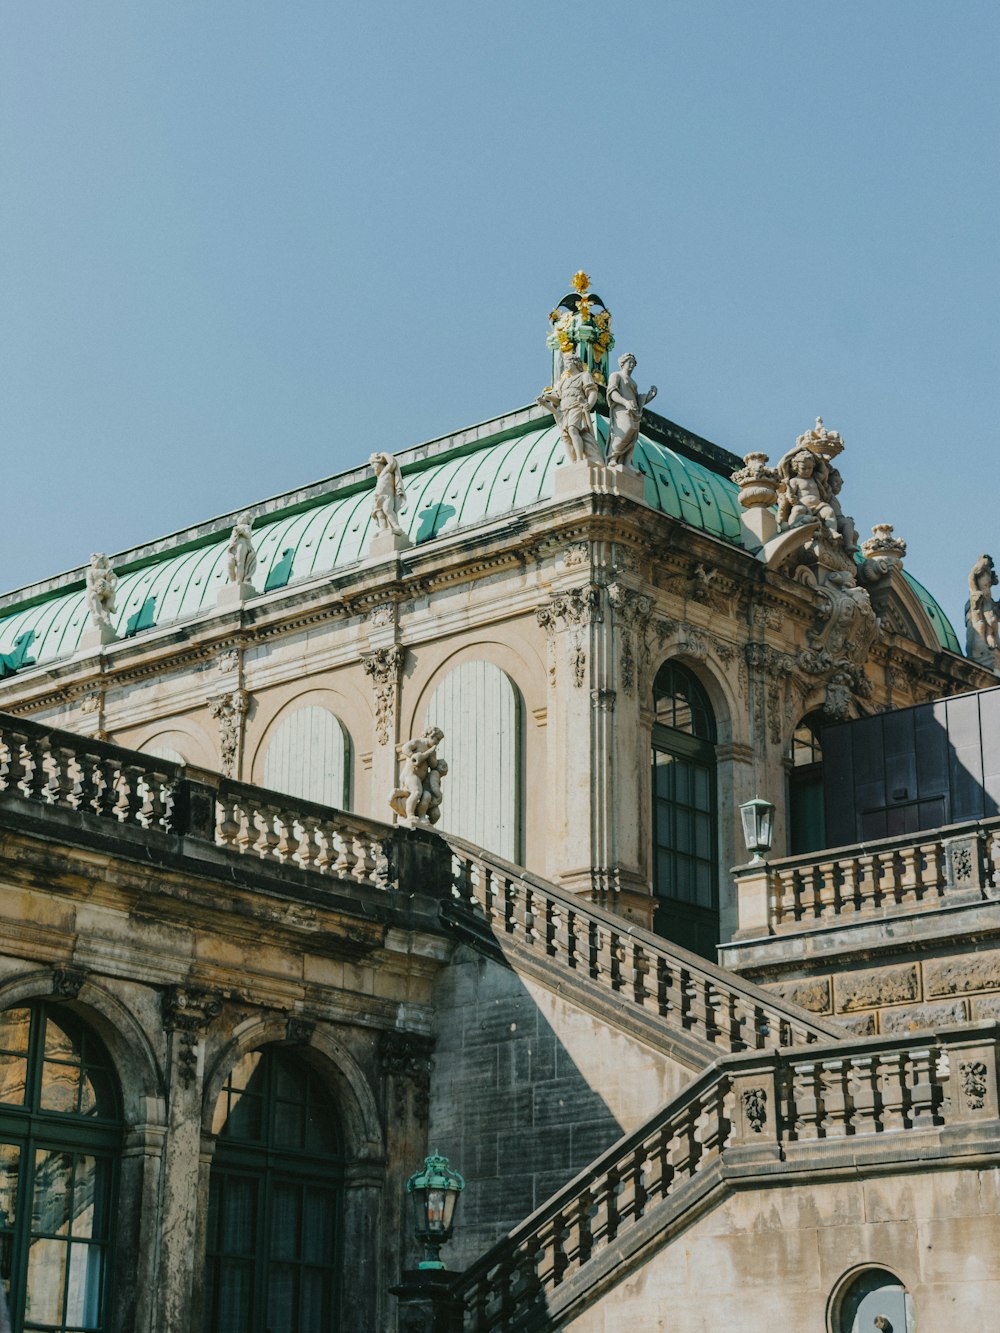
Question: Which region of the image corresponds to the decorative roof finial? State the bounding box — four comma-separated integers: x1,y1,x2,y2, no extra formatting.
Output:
546,271,614,387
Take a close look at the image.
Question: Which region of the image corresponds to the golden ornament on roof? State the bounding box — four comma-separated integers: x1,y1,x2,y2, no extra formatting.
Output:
571,271,591,294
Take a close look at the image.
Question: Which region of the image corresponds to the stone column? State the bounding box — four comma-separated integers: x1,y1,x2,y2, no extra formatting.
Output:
155,985,223,1333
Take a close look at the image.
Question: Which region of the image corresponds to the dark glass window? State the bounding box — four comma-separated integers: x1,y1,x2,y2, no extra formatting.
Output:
207,1047,343,1333
0,1004,121,1333
788,712,827,854
651,662,718,959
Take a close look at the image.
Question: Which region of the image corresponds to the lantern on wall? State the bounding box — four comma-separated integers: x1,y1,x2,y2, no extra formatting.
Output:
739,796,775,865
406,1153,465,1270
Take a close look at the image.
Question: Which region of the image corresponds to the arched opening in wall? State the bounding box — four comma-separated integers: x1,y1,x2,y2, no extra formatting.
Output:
788,710,828,854
425,660,523,862
651,661,718,959
0,1002,122,1333
262,707,351,810
831,1266,914,1332
206,1046,344,1333
142,743,186,766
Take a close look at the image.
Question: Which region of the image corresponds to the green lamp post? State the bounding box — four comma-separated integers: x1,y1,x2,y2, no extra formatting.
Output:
406,1153,465,1270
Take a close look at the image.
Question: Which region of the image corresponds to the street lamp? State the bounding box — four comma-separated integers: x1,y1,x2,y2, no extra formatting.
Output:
406,1153,465,1270
739,796,775,865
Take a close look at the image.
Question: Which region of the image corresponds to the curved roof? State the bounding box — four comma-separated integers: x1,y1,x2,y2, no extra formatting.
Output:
0,415,958,668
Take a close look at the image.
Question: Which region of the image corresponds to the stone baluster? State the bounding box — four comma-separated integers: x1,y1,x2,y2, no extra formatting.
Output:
216,794,241,848
565,906,582,971
297,815,320,871
791,1062,823,1139
849,1056,880,1134
667,1106,699,1183
856,852,876,909
821,1059,850,1137
543,895,560,958
21,735,50,802
878,1052,908,1130
695,1079,729,1163
909,1046,939,1127
629,940,651,1006
350,831,375,882
273,808,298,862
46,744,78,808
0,731,29,795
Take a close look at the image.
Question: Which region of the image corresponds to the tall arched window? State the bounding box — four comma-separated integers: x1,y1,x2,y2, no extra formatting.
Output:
834,1267,913,1332
262,707,351,810
788,711,826,854
0,1002,122,1332
425,661,522,861
207,1046,343,1333
651,661,718,959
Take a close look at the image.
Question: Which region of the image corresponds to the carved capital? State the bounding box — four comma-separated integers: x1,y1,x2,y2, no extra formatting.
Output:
606,582,653,627
591,689,616,712
536,584,602,633
162,985,223,1090
380,1031,434,1122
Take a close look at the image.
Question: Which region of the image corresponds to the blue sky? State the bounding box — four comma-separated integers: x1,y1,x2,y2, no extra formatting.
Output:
1,2,997,637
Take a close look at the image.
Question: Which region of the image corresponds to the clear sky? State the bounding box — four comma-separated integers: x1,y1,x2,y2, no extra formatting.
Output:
1,2,998,638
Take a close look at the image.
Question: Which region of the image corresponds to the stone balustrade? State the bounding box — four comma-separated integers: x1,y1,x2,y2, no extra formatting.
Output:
734,818,1000,937
450,1022,1000,1330
0,713,445,895
443,836,839,1055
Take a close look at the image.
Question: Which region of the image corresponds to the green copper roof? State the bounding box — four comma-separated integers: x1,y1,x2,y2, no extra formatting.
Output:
0,413,958,669
901,569,961,654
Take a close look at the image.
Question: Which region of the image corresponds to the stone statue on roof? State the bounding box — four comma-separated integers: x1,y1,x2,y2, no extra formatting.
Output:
390,725,448,826
84,553,118,645
606,352,657,472
537,352,602,465
775,419,857,553
226,512,257,587
369,452,407,538
966,554,1000,670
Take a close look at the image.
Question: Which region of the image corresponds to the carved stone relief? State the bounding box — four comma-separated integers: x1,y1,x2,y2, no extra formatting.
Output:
162,985,224,1089
380,1031,434,1122
959,1060,988,1111
362,645,406,746
741,1087,767,1133
208,689,249,777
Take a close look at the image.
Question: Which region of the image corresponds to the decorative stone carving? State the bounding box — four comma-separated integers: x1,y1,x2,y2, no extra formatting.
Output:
959,1060,988,1110
775,419,857,553
380,1031,434,1121
879,1000,967,1034
208,689,249,777
369,452,412,552
224,512,257,596
78,692,102,715
362,645,406,746
732,452,780,509
606,353,656,471
966,554,1000,670
562,542,589,568
926,951,1000,997
834,964,918,1013
741,1087,767,1133
572,643,587,688
591,689,616,712
216,648,240,675
537,352,602,465
286,1017,316,1045
83,553,119,646
52,966,87,999
545,270,614,387
390,726,447,827
536,585,602,631
162,985,224,1089
367,602,396,629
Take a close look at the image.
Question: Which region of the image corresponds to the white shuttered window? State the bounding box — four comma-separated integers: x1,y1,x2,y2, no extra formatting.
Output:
262,706,350,809
425,661,521,861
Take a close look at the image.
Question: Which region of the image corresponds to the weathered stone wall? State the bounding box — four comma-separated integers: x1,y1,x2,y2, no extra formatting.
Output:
565,1165,1000,1330
428,945,693,1267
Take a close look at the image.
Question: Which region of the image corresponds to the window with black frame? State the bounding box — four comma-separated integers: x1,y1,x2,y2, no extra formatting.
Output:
788,712,827,854
0,1003,122,1333
651,661,719,960
207,1046,343,1333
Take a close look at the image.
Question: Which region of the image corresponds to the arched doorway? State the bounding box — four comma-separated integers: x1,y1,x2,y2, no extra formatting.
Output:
424,660,523,861
651,661,718,959
0,1002,122,1332
788,711,827,854
206,1045,344,1333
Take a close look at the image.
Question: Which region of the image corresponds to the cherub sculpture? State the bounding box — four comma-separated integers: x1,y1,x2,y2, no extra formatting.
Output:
775,419,857,552
606,352,656,471
369,452,407,537
85,553,118,633
226,512,257,586
390,725,448,825
537,352,601,464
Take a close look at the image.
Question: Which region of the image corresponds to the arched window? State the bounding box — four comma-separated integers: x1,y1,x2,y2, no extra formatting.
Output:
651,662,718,959
0,1002,122,1332
262,707,351,810
425,661,522,861
788,711,826,854
834,1267,913,1332
207,1046,343,1333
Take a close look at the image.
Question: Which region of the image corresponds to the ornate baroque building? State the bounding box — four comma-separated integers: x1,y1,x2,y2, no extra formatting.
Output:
0,277,995,1330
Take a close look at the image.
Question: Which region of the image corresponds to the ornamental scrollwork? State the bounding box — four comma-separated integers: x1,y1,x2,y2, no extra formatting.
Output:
535,584,602,632
362,645,407,746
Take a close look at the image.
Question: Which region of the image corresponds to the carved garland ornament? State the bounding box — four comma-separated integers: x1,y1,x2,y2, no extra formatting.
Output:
162,985,224,1090
208,689,249,777
959,1060,988,1111
362,645,407,746
380,1031,434,1122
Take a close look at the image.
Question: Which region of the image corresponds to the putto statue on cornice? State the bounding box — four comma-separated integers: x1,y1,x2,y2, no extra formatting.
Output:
390,725,447,827
966,554,1000,671
83,553,119,647
775,417,857,554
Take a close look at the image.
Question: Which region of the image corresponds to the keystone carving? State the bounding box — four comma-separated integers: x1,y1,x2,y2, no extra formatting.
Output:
362,645,407,746
959,1060,988,1111
52,967,88,1000
162,985,224,1090
286,1017,316,1045
741,1087,767,1133
208,690,249,777
380,1031,434,1121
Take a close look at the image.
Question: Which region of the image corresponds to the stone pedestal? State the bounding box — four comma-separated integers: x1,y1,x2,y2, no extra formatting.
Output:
368,529,413,558
216,581,256,607
739,505,779,553
79,621,118,650
553,460,647,503
390,1270,464,1333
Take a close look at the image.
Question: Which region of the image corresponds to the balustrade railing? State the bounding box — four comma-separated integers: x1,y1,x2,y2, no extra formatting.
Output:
0,713,443,895
735,818,1000,936
441,835,841,1055
451,1023,1000,1330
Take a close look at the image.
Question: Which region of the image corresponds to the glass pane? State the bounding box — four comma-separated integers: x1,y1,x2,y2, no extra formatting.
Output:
674,762,691,806
302,1189,336,1265
43,1016,80,1065
219,1177,256,1255
300,1268,330,1331
693,766,711,810
65,1241,104,1328
270,1183,301,1260
0,1009,30,1056
215,1261,252,1333
275,1059,303,1103
25,1236,68,1324
0,1145,18,1233
0,1056,27,1108
70,1156,110,1240
654,754,674,798
675,811,693,854
226,1091,263,1142
228,1051,263,1093
40,1060,80,1114
695,813,712,859
79,1066,115,1118
304,1102,338,1154
274,1099,304,1149
32,1150,72,1236
266,1263,296,1333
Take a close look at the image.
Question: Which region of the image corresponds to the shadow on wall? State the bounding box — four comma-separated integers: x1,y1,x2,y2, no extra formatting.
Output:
428,944,685,1270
